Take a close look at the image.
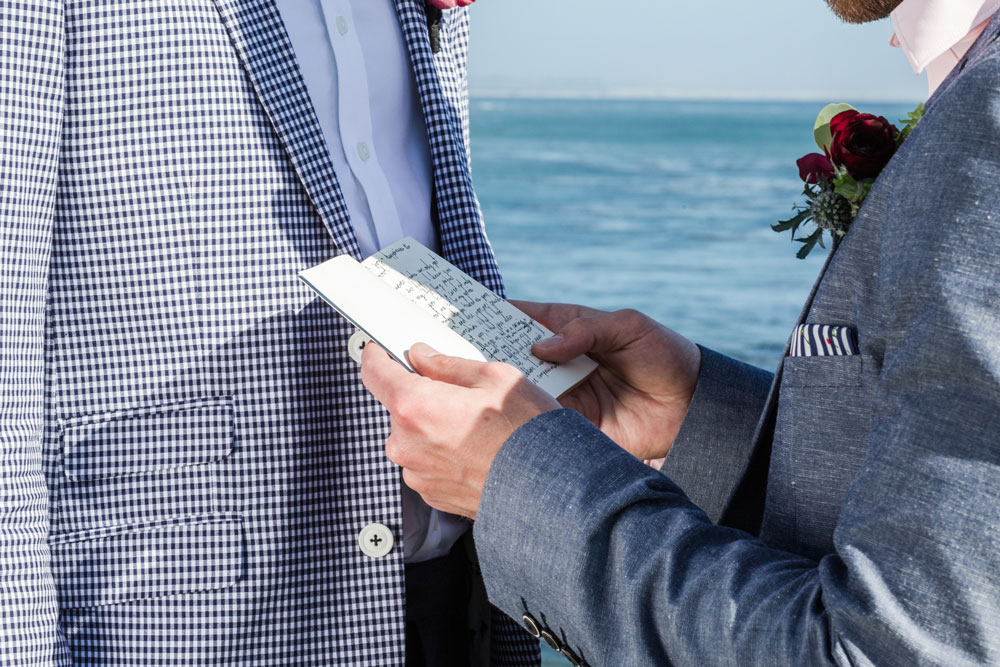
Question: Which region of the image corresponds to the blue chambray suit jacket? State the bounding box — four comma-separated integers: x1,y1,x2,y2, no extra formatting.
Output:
0,2,539,665
474,12,1000,667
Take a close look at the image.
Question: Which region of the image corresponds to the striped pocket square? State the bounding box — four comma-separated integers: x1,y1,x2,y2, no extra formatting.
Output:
790,324,859,357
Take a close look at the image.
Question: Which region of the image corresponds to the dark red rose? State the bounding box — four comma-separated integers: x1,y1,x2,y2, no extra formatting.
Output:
796,153,835,183
828,110,899,179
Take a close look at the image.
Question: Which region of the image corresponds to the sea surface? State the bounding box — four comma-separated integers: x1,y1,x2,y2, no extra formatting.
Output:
472,98,915,369
468,97,915,665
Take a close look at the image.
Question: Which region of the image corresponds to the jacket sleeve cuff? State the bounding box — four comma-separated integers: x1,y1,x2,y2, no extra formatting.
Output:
660,346,773,521
474,409,707,662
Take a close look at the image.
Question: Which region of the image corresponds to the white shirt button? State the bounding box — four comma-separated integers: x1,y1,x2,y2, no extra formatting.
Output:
347,330,372,365
336,16,349,36
357,141,371,162
359,523,394,558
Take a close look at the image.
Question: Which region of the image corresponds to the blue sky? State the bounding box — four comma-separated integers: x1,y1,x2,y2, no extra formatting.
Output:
466,0,927,102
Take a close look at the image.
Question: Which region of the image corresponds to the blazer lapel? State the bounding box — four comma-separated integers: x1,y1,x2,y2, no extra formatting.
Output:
211,0,362,259
391,1,504,293
720,249,837,533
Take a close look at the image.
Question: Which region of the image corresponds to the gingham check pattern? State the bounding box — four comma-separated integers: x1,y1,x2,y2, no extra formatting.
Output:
0,1,537,664
0,2,68,665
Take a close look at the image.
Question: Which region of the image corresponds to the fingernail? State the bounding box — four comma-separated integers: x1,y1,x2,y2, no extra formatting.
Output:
412,342,440,357
535,334,563,348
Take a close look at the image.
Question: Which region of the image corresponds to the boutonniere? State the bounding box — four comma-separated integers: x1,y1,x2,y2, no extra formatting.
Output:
426,0,475,53
774,102,924,258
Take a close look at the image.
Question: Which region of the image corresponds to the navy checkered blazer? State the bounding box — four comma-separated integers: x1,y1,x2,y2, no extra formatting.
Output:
0,2,538,665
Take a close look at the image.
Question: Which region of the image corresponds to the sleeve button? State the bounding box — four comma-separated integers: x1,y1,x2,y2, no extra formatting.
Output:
560,645,584,666
521,613,541,638
539,628,562,651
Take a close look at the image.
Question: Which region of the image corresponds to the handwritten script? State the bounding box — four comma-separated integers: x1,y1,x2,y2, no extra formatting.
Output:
364,241,559,385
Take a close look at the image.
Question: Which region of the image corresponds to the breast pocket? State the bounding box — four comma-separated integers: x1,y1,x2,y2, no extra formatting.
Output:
766,355,876,559
51,396,243,607
782,354,863,387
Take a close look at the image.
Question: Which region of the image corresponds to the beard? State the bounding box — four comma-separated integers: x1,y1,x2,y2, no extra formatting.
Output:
824,0,904,23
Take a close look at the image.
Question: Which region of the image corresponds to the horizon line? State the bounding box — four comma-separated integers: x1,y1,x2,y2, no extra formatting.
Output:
468,88,923,105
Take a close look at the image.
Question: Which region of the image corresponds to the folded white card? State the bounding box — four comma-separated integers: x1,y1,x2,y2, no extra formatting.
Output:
299,238,597,398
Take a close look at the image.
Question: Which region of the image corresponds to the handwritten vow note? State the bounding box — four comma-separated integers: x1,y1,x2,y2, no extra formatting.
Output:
299,238,597,398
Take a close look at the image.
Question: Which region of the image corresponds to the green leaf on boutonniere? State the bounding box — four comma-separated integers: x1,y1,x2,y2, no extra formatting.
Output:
859,179,874,201
832,171,876,209
813,103,856,153
832,172,861,200
895,102,925,146
795,229,825,259
772,207,810,233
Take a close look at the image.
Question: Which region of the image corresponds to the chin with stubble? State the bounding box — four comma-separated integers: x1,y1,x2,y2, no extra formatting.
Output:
825,0,904,23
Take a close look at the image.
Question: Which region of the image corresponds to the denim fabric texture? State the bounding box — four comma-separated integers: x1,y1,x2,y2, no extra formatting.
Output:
476,11,1000,667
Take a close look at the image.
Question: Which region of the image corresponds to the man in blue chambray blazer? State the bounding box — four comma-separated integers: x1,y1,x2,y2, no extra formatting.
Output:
361,1,1000,665
0,1,539,665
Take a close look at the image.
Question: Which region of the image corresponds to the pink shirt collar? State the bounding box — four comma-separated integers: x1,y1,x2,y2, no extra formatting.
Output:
891,0,1000,94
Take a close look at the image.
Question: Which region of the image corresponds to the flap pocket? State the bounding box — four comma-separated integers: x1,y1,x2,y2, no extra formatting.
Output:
62,397,234,482
782,355,864,388
50,513,244,608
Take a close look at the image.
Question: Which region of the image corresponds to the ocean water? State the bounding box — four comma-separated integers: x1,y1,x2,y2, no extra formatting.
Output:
468,98,915,665
472,98,915,369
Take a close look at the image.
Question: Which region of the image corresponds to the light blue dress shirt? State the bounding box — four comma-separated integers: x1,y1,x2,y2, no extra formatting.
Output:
276,0,438,258
276,0,464,564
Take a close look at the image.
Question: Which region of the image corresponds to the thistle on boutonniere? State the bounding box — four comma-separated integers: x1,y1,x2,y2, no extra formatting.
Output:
426,0,475,53
774,102,924,258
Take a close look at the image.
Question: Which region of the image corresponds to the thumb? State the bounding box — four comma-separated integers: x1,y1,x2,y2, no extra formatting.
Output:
531,320,598,363
408,342,489,388
532,312,643,364
360,341,417,412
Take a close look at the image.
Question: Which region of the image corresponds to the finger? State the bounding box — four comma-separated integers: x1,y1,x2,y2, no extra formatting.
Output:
360,342,417,410
509,300,601,333
532,313,639,364
531,317,599,363
408,343,495,389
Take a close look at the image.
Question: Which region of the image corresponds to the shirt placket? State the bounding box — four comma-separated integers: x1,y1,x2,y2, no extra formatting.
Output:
320,0,406,256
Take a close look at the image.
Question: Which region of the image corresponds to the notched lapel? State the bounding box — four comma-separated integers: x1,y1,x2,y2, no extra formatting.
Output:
210,0,362,259
749,247,838,441
392,0,502,289
719,248,838,532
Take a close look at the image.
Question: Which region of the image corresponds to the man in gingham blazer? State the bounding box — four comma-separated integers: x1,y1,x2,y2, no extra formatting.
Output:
0,1,538,665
